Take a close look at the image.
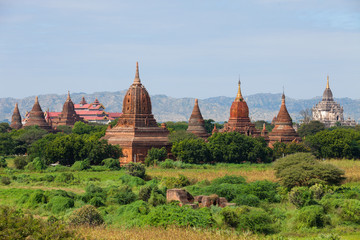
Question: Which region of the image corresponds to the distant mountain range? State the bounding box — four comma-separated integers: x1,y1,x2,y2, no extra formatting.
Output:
0,91,359,123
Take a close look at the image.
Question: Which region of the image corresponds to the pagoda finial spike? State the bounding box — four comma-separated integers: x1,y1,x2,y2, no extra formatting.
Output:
134,62,141,84
35,96,39,103
326,75,330,89
67,91,70,100
235,77,243,101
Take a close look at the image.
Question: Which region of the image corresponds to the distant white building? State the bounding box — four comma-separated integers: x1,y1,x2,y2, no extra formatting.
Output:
312,76,356,128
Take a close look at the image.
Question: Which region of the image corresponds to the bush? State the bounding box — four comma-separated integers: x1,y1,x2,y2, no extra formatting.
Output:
26,190,47,208
273,153,345,189
148,186,166,207
47,196,74,214
171,138,211,164
1,176,11,185
106,185,136,205
125,162,146,179
160,175,191,189
159,159,176,169
102,158,120,170
145,147,167,166
89,197,105,207
139,185,152,202
212,175,246,185
339,199,360,224
71,160,90,171
32,157,46,170
68,205,104,226
0,156,7,168
119,174,146,187
13,156,29,170
232,194,260,207
289,187,317,209
82,184,106,203
293,205,329,229
114,200,150,227
55,173,75,184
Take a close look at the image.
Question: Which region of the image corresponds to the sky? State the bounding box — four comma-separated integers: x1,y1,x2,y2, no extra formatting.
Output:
0,0,359,100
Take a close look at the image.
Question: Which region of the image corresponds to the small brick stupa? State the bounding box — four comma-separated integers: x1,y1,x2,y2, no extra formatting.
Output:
187,99,209,139
103,62,170,164
269,93,301,147
222,81,260,136
24,96,52,131
10,103,22,130
52,91,84,127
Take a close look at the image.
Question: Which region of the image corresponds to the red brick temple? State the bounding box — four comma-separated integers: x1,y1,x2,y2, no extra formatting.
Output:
187,99,209,139
51,92,84,127
10,103,22,130
268,93,301,147
102,62,170,164
222,81,261,136
24,96,52,131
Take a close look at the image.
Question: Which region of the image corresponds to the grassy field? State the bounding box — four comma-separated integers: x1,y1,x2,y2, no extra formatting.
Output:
1,158,360,239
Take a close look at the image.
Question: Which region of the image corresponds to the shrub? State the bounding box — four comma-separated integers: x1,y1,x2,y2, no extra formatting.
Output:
68,205,104,226
148,187,166,206
232,194,260,207
0,156,7,168
114,200,150,227
288,187,317,209
102,158,120,170
26,190,47,208
119,174,146,187
273,153,345,189
47,196,74,213
89,197,105,207
160,175,190,189
82,184,106,203
71,160,90,171
32,157,46,170
1,176,11,185
339,199,360,224
310,184,325,200
171,138,211,164
212,175,246,185
13,156,29,170
55,173,75,184
293,205,329,229
159,159,176,169
125,162,146,179
139,185,152,202
145,147,167,166
246,181,280,202
144,204,214,228
106,185,136,205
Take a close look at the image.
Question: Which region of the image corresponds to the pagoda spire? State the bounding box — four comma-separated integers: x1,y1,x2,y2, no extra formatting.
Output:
326,75,330,89
67,91,70,101
134,62,141,84
10,102,22,130
235,79,243,101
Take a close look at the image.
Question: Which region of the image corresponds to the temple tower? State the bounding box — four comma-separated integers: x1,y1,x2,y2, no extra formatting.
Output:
24,96,52,131
102,62,170,164
10,103,22,130
312,76,355,127
52,92,84,127
187,99,209,139
222,80,260,136
269,92,300,146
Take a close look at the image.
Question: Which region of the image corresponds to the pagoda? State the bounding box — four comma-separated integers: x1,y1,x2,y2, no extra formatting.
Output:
222,81,260,136
52,91,84,127
102,62,170,164
24,96,52,131
187,99,209,139
10,103,22,130
312,76,356,127
268,92,301,146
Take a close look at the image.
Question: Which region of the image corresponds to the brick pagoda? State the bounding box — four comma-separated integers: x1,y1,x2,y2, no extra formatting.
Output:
102,62,170,164
24,96,52,131
187,99,209,139
268,93,301,146
10,103,22,130
52,92,84,127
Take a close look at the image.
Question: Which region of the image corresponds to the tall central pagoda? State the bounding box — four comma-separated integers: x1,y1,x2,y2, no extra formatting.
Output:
102,62,170,164
222,81,260,136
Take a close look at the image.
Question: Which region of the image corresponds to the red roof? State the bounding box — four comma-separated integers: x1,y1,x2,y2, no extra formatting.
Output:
108,113,122,118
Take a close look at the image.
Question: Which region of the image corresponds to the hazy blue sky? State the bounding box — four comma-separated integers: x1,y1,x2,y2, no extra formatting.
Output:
0,0,359,99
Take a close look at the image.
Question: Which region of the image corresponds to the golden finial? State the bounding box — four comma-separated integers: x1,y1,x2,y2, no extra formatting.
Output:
235,78,243,101
326,75,330,89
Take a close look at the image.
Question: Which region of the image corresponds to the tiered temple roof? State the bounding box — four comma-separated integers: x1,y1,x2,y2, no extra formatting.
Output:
24,96,52,131
269,93,300,146
52,92,84,127
187,99,209,139
10,103,22,130
222,81,260,136
102,62,170,164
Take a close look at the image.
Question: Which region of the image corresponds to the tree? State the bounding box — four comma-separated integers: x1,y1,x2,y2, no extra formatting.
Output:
272,142,310,159
273,153,345,189
298,121,325,138
203,119,224,134
168,130,197,144
163,121,188,133
171,138,211,164
145,147,167,166
0,123,11,133
299,108,313,124
0,133,15,155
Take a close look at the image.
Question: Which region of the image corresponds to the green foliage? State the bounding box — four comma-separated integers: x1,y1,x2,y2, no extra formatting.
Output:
306,128,360,159
339,199,360,224
71,160,90,171
139,185,153,202
89,196,105,207
293,205,329,229
68,205,104,226
0,205,75,239
145,147,167,166
1,176,11,185
273,153,345,189
171,138,211,164
55,125,73,134
119,174,146,187
106,185,136,205
160,175,191,189
102,158,120,170
25,190,47,208
148,187,166,206
13,156,29,169
112,200,149,227
125,162,146,179
212,175,246,185
55,173,75,184
0,156,7,168
204,119,224,134
0,133,15,155
220,206,275,234
32,157,46,170
272,142,310,159
164,121,188,133
47,196,74,213
72,121,107,136
0,122,11,133
288,187,317,209
207,132,272,163
232,194,260,207
298,121,325,138
144,204,214,228
168,130,197,144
